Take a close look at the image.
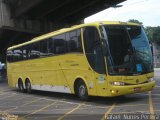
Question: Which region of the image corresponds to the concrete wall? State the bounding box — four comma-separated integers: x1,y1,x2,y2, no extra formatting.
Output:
0,0,60,33
153,43,160,68
0,0,14,27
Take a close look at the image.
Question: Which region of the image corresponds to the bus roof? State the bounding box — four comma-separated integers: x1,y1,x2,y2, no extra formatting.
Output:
7,21,140,50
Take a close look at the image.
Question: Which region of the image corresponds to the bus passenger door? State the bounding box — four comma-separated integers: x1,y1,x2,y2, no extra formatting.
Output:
83,27,107,96
93,45,107,96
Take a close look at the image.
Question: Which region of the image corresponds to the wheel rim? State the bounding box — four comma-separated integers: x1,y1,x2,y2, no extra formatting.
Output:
26,82,31,90
79,85,86,97
20,85,23,90
19,82,23,91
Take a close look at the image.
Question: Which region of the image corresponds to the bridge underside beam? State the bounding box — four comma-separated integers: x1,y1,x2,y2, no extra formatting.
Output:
14,0,125,23
0,0,125,62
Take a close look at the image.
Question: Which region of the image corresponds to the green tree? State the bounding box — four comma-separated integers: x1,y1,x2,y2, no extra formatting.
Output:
145,27,160,43
152,27,160,43
128,19,143,25
145,27,153,41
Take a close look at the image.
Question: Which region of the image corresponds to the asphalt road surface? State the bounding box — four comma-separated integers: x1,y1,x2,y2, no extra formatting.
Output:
0,70,160,120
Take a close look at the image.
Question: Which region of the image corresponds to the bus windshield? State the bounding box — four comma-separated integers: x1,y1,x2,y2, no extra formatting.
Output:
103,25,153,75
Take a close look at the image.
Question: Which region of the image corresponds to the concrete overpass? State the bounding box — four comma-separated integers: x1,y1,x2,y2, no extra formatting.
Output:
0,0,125,62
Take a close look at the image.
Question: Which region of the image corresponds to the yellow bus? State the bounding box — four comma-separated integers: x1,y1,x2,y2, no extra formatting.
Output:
7,21,155,100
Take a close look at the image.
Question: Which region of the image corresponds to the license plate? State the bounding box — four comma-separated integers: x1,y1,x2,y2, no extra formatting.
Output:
134,87,141,92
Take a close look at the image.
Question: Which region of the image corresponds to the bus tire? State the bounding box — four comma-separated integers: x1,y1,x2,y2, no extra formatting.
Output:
18,79,25,92
25,79,32,93
76,80,88,101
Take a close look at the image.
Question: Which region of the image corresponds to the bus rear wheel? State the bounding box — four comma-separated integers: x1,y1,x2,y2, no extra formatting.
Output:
76,81,88,101
18,79,24,92
25,80,32,93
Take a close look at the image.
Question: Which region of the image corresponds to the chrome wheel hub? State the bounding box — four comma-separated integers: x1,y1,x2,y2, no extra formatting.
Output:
79,85,85,96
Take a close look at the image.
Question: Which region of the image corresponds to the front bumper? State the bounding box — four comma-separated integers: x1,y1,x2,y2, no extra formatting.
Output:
107,81,156,97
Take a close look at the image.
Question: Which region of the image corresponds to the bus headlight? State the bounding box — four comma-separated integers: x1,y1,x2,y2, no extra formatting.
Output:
148,78,154,82
110,82,125,86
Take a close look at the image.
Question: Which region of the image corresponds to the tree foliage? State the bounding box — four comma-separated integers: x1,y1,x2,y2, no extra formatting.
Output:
145,27,160,43
128,19,143,25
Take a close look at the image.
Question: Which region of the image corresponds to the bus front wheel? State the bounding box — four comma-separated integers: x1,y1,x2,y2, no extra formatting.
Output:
25,79,32,93
76,81,88,100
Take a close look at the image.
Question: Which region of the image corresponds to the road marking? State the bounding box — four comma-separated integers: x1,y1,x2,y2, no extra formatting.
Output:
4,107,18,113
0,89,11,94
10,95,32,101
21,98,42,106
5,98,42,112
41,97,86,105
101,103,116,120
149,91,155,120
116,104,148,108
42,97,95,108
0,94,16,100
0,89,10,92
23,102,58,118
0,92,10,96
57,103,84,120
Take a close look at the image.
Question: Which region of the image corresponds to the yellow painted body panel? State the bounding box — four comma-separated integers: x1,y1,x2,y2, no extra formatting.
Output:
7,53,98,96
7,21,156,97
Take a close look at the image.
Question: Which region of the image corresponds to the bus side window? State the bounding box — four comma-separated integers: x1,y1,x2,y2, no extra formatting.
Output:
48,38,55,56
30,43,40,59
7,50,13,62
12,47,23,62
67,29,83,53
54,39,66,54
49,33,67,55
23,45,31,60
40,40,48,57
55,34,67,54
83,27,106,74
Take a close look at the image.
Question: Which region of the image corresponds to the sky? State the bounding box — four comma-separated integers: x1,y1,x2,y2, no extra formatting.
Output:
85,0,160,27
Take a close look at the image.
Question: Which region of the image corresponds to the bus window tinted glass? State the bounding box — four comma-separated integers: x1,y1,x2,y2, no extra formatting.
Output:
67,29,82,52
23,45,31,60
7,50,13,62
7,29,83,62
48,38,55,56
83,27,106,74
40,40,48,57
54,34,67,54
13,47,23,62
30,43,40,58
